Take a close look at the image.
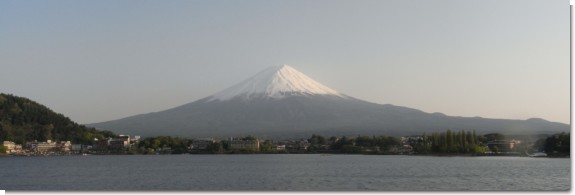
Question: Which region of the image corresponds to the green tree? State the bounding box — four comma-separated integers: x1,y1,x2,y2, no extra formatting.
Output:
483,133,505,142
329,136,338,144
465,131,475,152
543,132,570,155
355,136,373,147
492,146,499,154
375,135,400,152
308,134,326,146
341,145,361,153
474,145,489,153
207,142,223,153
260,140,274,153
445,129,454,152
425,129,483,154
412,133,431,154
0,93,119,145
242,135,258,141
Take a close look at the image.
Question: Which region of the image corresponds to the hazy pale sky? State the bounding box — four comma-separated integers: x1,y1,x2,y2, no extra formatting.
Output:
0,0,570,124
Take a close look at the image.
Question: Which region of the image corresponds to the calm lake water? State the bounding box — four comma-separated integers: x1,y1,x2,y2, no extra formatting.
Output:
0,154,570,191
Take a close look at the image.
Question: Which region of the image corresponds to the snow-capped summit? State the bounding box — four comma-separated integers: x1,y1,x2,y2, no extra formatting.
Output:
209,65,345,101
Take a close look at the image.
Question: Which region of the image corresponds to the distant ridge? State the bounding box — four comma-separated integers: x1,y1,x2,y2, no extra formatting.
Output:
88,65,570,138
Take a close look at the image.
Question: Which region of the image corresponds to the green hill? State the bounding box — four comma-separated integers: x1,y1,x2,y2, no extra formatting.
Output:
0,93,117,145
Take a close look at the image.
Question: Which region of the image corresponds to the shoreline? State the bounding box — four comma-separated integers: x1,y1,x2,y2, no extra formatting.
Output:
1,152,569,158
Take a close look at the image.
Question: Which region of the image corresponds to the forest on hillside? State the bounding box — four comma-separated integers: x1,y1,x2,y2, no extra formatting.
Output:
0,93,117,145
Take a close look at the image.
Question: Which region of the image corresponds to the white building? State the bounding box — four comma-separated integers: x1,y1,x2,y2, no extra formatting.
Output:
35,140,58,153
33,140,72,154
3,141,16,153
229,140,260,151
275,145,286,151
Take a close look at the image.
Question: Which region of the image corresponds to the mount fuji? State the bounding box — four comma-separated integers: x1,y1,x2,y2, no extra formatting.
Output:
89,65,569,138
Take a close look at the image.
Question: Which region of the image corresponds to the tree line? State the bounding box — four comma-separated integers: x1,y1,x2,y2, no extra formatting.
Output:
307,134,402,154
87,131,571,156
408,130,489,154
533,132,570,157
130,134,404,155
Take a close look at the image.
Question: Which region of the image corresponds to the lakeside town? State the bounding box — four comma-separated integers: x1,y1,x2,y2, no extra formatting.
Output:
1,130,568,157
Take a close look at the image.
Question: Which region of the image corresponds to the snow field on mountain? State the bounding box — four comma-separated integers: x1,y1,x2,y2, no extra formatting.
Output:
209,65,345,101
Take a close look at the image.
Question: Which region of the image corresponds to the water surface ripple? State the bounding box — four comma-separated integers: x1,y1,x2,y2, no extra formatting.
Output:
0,154,569,191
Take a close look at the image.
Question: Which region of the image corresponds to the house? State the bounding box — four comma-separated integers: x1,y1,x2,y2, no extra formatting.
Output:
93,138,110,150
109,140,127,149
191,138,215,150
132,136,141,142
29,140,72,154
486,140,520,153
298,140,310,150
71,144,84,154
401,136,424,146
58,141,72,153
229,140,260,151
389,145,413,154
35,140,58,153
285,140,310,151
2,141,16,154
117,135,131,148
108,135,132,149
275,145,286,151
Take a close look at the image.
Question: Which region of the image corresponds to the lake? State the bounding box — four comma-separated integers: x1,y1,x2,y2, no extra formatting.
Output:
0,154,570,191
